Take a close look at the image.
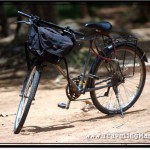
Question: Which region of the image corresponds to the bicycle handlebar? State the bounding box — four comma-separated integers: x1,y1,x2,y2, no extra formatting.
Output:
17,11,84,36
18,11,32,18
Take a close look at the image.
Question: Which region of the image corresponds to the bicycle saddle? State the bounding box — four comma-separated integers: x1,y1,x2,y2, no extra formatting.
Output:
85,21,112,32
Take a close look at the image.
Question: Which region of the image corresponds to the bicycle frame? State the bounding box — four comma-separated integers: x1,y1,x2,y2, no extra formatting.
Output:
53,63,112,94
24,29,121,98
53,35,115,95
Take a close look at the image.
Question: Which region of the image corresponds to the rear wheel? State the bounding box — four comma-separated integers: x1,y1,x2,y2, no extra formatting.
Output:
14,66,41,134
90,44,146,115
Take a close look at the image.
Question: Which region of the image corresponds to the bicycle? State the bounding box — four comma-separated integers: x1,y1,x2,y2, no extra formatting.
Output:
14,11,148,134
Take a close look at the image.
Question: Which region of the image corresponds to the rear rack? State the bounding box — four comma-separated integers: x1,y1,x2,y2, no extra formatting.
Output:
93,34,138,52
112,34,138,45
91,34,139,61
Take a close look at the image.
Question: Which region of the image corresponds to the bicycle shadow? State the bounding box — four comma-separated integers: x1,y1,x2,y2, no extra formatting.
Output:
21,108,146,134
21,124,75,134
20,114,114,134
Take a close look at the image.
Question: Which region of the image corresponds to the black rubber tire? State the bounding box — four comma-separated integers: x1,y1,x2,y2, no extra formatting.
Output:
90,44,146,115
14,66,41,134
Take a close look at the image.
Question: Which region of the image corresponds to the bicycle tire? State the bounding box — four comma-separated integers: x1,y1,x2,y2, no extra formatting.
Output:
90,43,146,115
14,66,41,134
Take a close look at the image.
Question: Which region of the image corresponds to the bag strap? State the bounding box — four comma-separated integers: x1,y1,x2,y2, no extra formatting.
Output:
63,57,71,98
37,26,44,55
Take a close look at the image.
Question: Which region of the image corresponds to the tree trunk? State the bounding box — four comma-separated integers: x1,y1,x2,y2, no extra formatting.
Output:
79,2,89,18
27,2,59,24
129,2,150,23
0,3,9,37
14,2,59,41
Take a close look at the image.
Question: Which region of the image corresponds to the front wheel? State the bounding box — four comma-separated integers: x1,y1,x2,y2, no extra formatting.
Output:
14,66,41,134
90,44,146,115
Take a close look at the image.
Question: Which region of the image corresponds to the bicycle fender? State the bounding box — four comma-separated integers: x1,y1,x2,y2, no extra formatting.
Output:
105,42,148,62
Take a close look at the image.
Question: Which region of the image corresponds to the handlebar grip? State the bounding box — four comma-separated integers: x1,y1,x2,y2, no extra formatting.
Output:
18,11,31,18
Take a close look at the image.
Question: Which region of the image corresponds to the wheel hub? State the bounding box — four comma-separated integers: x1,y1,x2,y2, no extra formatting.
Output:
111,72,124,86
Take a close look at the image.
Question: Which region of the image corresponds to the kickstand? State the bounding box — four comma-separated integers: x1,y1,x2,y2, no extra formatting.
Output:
113,86,124,118
104,86,111,96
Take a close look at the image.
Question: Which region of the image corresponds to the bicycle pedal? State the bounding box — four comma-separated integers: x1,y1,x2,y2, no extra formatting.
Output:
58,102,67,109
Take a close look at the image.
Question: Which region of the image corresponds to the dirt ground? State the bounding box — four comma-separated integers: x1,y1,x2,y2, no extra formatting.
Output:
0,65,150,145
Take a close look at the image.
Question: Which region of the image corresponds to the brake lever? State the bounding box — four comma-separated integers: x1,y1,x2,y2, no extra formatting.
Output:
15,21,32,25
